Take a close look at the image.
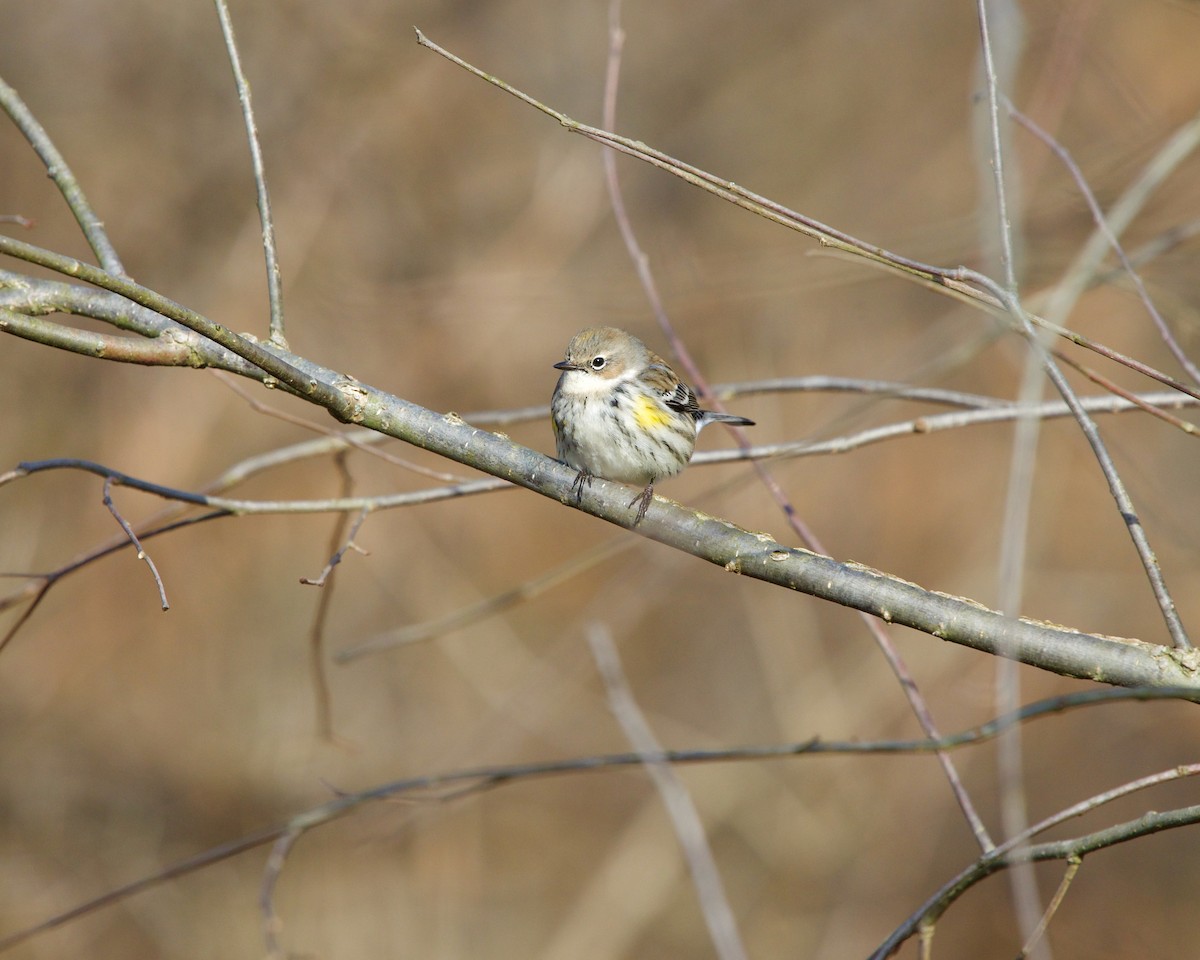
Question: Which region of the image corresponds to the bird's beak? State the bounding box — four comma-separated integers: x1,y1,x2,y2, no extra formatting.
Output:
553,360,580,371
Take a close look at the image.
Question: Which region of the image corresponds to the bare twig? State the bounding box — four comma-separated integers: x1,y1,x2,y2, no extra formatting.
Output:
973,1,1047,949
102,477,170,610
301,510,369,588
214,0,287,347
215,371,474,483
1017,858,1081,959
1010,102,1200,385
0,512,224,654
301,455,367,740
0,75,124,273
259,829,302,960
697,391,1198,463
5,457,509,514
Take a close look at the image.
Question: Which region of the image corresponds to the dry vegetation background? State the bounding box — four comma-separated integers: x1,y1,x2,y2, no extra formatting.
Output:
3,1,1200,958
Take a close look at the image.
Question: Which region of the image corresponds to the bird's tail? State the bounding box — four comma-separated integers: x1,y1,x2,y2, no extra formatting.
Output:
697,411,755,431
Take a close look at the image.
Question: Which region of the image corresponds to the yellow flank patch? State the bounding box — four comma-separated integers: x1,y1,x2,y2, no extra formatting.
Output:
631,393,671,429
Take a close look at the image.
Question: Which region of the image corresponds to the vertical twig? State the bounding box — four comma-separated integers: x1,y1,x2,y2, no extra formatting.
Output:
260,828,303,960
300,453,366,741
213,0,288,347
975,3,1049,955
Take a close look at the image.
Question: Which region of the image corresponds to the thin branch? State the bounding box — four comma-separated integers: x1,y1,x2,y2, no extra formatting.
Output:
4,458,511,514
6,254,1199,410
975,0,1020,294
259,829,302,960
213,0,287,347
1044,104,1200,342
0,74,124,273
6,386,1196,519
407,28,1065,340
102,477,170,610
974,274,1190,650
974,0,1046,950
1010,102,1200,385
1112,217,1200,278
214,371,474,483
0,274,279,379
1053,354,1199,434
300,510,370,588
0,307,202,365
0,580,52,656
301,456,367,741
0,819,288,954
1017,858,1081,960
699,390,1198,464
0,512,225,654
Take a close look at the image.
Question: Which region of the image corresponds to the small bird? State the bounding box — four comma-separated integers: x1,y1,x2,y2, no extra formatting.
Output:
551,326,754,524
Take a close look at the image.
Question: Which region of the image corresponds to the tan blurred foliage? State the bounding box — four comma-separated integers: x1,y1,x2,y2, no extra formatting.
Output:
3,1,1200,958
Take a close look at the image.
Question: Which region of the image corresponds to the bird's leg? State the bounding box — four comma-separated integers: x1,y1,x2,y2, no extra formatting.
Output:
629,483,655,525
570,470,594,504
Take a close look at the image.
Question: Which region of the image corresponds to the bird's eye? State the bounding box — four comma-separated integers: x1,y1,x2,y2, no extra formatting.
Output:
590,356,606,370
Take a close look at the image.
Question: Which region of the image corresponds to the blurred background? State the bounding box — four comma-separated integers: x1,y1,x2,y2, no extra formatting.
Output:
3,1,1200,957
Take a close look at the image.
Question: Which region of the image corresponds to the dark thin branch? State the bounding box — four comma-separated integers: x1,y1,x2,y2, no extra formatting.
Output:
3,457,510,514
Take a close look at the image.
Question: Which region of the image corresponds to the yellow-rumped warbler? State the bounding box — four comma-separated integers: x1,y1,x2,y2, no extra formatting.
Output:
551,326,755,524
